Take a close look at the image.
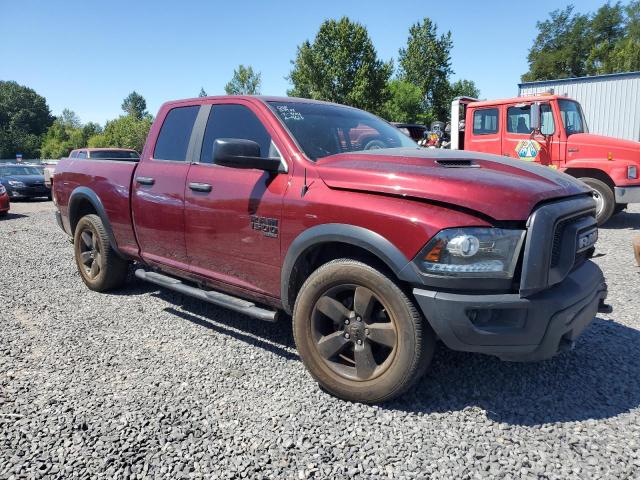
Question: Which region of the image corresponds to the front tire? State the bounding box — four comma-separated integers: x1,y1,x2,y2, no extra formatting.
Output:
293,259,435,403
73,214,128,292
579,177,614,226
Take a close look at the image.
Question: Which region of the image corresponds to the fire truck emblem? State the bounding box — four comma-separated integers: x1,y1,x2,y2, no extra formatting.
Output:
515,139,541,161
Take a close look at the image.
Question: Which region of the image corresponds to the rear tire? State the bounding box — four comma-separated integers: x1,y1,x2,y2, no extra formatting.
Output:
73,214,128,292
579,177,614,226
293,259,435,403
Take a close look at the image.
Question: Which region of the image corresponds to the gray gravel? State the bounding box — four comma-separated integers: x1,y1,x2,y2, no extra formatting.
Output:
1,200,639,479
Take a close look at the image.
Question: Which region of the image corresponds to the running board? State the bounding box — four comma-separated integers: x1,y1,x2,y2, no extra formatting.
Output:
134,269,277,322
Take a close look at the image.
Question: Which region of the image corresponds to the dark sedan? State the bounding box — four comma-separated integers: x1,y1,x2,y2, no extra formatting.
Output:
0,164,51,200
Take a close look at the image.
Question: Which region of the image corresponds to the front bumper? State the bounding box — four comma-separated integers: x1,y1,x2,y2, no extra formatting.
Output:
7,186,50,199
413,261,607,361
614,185,640,204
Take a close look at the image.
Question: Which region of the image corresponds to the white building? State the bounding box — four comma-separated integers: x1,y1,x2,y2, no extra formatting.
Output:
519,71,640,141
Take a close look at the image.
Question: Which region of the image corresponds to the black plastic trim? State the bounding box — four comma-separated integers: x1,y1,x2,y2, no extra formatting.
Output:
68,186,125,259
280,224,419,313
413,260,607,361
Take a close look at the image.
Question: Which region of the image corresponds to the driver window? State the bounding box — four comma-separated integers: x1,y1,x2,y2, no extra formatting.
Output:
200,104,279,164
508,104,554,135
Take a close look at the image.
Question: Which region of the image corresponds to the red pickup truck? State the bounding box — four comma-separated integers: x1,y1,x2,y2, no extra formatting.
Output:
53,96,608,403
451,95,640,225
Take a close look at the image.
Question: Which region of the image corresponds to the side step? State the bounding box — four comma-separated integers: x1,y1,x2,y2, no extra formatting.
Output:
134,269,277,322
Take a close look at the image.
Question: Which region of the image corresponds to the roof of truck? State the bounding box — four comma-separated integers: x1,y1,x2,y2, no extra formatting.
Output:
72,148,138,152
469,94,572,108
160,95,351,109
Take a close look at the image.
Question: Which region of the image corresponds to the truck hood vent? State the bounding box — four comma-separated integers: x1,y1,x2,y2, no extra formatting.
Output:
435,159,479,168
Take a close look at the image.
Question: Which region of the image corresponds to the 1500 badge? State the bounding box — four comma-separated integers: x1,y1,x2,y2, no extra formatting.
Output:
250,215,279,238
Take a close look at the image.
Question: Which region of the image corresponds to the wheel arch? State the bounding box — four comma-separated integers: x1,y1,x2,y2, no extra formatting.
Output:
68,187,123,258
281,224,420,314
563,167,615,191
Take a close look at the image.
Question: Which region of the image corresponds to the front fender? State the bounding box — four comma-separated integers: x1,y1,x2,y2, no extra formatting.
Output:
563,158,640,186
280,223,421,313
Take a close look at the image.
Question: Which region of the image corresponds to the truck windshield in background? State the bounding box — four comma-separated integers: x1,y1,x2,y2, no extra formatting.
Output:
268,101,416,160
559,99,588,135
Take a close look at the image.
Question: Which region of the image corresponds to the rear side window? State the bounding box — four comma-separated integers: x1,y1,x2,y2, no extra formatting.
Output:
473,108,498,135
200,104,277,164
153,106,199,161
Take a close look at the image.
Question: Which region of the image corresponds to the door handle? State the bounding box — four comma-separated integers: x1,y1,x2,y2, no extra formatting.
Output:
136,176,155,186
189,182,212,193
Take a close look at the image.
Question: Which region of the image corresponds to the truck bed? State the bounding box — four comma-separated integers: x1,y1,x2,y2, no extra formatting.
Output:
54,158,140,258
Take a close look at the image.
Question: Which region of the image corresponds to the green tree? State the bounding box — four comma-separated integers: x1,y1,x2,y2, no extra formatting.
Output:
88,115,152,152
447,79,480,101
121,91,148,119
225,65,262,95
398,18,453,121
40,109,92,159
288,17,392,114
522,6,592,81
198,87,208,97
609,1,640,71
586,2,626,74
522,3,640,81
380,80,423,123
0,80,53,158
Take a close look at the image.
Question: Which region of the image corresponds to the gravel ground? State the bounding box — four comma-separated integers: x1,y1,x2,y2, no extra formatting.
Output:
1,200,639,479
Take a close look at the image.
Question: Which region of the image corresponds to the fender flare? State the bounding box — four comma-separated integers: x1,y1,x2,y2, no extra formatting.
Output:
280,223,421,313
68,186,124,258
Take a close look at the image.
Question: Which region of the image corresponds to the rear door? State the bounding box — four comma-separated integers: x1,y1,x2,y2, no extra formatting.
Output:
132,105,200,269
466,107,501,154
184,101,289,297
502,103,558,166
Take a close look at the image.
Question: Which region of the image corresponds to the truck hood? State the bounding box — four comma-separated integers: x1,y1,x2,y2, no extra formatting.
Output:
315,148,590,220
567,133,640,163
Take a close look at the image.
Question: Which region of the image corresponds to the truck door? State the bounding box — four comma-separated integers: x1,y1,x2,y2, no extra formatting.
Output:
183,101,288,298
502,103,558,166
131,105,200,269
464,107,502,154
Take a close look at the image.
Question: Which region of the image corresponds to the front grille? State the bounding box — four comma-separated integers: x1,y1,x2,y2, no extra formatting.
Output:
550,212,593,267
520,195,597,297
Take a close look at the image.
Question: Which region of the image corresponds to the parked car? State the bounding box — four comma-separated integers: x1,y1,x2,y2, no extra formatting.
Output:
450,95,640,224
53,96,608,403
0,164,51,200
0,184,9,217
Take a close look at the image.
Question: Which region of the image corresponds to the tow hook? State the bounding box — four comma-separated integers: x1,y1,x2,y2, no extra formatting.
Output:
598,299,613,314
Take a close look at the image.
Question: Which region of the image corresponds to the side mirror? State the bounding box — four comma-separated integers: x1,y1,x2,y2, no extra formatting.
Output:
530,102,541,132
213,138,281,172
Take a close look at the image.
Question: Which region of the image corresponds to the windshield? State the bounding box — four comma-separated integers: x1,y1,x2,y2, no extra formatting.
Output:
0,166,41,176
558,99,588,135
90,150,139,159
268,101,417,160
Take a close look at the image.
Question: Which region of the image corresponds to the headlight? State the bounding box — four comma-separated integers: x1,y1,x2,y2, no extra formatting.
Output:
8,180,25,187
416,228,526,278
628,165,638,179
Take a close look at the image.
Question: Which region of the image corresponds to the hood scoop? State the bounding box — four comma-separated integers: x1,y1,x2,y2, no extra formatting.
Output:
435,159,479,168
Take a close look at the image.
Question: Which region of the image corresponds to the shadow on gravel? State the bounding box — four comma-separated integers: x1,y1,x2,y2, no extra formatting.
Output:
389,318,640,425
601,211,640,230
119,277,640,425
0,213,28,220
152,288,298,360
